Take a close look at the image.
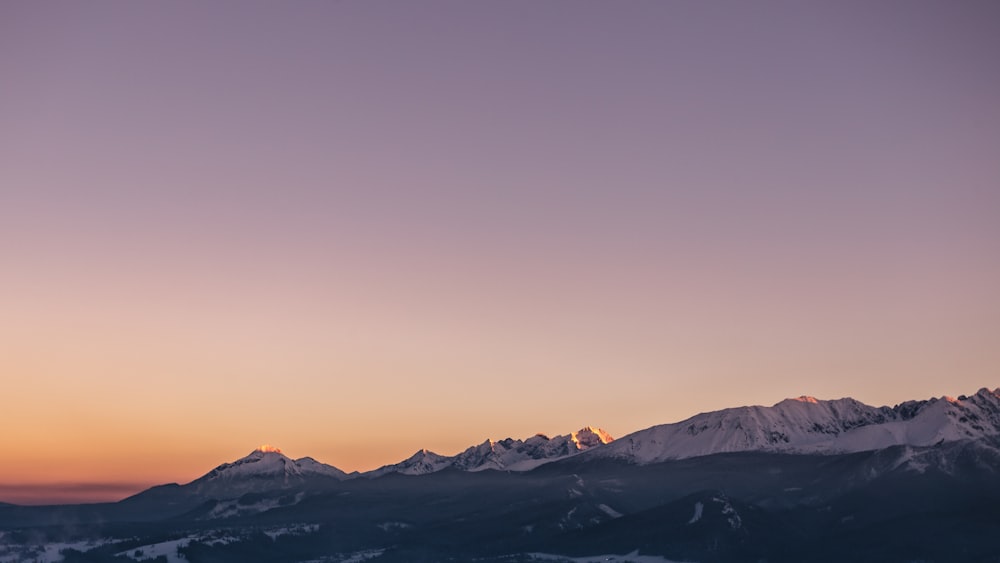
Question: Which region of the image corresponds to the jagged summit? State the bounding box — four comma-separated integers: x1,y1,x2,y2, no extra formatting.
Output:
572,426,614,448
368,426,615,477
974,387,1000,399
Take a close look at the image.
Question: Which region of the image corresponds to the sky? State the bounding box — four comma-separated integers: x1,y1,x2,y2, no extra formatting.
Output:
1,0,998,504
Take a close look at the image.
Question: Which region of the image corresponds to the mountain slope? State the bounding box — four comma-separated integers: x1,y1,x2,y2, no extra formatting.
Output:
593,388,1000,464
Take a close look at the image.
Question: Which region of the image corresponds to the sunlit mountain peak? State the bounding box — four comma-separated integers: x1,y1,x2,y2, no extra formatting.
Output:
789,396,819,404
571,427,615,448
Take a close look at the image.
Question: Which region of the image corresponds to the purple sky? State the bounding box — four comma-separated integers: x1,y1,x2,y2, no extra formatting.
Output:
1,1,998,496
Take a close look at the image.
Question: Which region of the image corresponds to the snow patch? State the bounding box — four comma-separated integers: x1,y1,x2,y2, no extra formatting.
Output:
713,497,741,529
526,551,687,562
299,549,385,563
377,521,412,531
119,536,195,563
205,495,293,519
687,502,704,524
0,539,120,563
263,524,320,540
597,503,623,518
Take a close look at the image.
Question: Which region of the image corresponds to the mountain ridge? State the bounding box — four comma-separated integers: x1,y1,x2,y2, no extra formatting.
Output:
368,426,615,476
591,387,1000,464
163,387,1000,496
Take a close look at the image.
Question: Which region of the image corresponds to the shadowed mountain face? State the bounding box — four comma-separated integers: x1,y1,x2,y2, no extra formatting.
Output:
1,390,998,562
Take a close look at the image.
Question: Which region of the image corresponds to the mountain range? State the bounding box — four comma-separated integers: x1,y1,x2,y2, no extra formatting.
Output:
183,387,1000,489
1,387,998,563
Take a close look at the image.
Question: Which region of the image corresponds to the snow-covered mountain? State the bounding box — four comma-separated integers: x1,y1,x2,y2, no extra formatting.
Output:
136,388,1000,500
593,388,1000,464
369,427,614,476
186,445,349,497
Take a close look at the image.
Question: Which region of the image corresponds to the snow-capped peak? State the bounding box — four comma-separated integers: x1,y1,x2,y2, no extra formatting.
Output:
592,388,1000,465
184,447,349,497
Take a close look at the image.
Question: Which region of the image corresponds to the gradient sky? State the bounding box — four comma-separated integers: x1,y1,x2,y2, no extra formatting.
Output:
2,1,999,504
